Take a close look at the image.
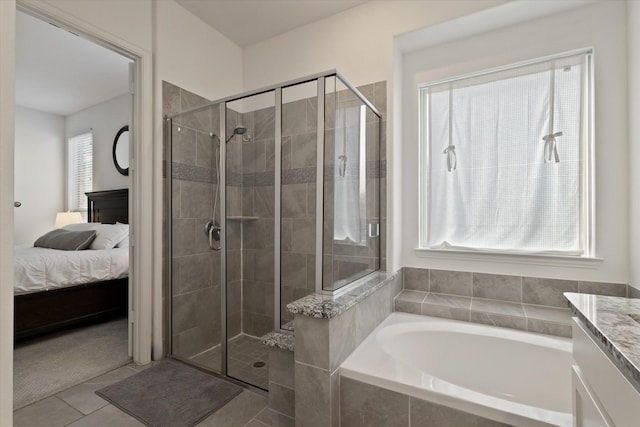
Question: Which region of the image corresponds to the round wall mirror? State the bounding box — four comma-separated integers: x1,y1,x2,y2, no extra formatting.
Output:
113,125,129,176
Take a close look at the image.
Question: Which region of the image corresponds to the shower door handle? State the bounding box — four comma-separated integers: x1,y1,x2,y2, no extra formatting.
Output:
205,220,221,251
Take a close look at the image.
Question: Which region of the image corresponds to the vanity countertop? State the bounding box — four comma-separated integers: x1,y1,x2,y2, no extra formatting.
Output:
564,292,640,392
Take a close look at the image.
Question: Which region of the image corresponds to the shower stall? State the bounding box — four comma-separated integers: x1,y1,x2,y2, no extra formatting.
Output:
166,71,381,390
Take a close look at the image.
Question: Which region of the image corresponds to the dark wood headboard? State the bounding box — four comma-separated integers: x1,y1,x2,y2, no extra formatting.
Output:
86,189,129,224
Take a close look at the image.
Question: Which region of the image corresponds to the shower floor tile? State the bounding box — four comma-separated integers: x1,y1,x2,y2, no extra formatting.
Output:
189,334,269,390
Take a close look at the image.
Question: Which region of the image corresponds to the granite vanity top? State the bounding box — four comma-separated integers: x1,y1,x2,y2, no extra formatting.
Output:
564,292,640,391
286,271,399,319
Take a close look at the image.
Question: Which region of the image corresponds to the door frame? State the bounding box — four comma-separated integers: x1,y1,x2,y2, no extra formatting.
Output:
0,0,154,421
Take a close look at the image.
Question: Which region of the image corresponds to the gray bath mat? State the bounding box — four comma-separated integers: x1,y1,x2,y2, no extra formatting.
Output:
96,358,242,427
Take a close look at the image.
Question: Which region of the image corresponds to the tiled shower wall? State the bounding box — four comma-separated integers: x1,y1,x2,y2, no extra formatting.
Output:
163,81,222,358
234,103,278,337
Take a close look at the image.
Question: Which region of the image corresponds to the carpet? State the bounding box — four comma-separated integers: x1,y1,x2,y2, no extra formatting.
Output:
96,358,243,427
13,317,130,409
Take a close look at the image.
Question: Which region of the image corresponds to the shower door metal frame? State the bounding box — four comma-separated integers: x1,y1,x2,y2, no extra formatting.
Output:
273,88,282,332
166,70,382,388
219,105,228,376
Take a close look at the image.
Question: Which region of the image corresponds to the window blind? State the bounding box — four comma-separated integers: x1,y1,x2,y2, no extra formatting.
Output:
419,51,591,255
68,131,93,216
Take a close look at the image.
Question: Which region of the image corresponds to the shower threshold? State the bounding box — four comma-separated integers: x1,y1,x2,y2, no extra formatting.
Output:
189,333,269,390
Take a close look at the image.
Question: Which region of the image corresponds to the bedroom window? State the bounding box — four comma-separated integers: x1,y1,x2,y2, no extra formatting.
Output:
68,131,93,219
418,50,593,256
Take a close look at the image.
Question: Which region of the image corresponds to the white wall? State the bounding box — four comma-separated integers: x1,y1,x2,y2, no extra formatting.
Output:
65,93,130,193
0,1,16,422
399,1,628,283
629,0,640,291
14,106,65,244
243,0,504,91
242,0,505,273
155,0,242,102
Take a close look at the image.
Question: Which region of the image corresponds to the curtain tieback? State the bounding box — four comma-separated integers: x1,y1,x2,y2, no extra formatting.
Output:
443,145,457,172
542,131,562,163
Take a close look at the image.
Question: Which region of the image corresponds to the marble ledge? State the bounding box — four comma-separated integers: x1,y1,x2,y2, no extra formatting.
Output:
564,292,640,392
261,331,295,352
286,271,400,319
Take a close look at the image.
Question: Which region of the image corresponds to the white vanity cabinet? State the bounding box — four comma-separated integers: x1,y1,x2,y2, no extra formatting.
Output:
571,318,640,427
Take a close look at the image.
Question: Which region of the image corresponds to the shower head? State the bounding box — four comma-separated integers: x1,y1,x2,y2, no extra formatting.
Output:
225,126,247,143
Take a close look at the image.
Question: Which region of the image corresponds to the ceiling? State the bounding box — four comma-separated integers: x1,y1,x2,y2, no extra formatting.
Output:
15,2,367,116
175,0,368,47
15,11,132,117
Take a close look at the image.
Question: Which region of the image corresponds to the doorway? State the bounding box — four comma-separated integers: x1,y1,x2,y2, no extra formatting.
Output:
12,8,133,410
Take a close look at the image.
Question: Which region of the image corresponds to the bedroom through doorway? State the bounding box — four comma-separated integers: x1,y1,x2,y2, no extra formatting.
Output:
12,9,134,410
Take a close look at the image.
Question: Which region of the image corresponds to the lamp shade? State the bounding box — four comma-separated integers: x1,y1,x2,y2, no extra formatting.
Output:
55,211,83,229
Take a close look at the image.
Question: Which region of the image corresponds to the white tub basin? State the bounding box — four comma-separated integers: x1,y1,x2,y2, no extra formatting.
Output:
341,312,573,427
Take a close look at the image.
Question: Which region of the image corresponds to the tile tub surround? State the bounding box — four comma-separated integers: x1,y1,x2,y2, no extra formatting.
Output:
394,290,574,337
292,271,402,427
564,292,640,392
402,267,630,306
396,268,631,337
340,377,512,427
265,345,296,427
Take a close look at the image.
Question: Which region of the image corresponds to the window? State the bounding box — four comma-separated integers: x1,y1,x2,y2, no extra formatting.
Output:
419,50,592,256
68,131,93,218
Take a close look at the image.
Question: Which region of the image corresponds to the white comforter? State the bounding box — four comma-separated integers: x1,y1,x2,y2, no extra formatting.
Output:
14,245,129,295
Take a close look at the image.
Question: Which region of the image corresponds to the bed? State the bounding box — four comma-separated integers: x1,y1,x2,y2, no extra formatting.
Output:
14,189,129,341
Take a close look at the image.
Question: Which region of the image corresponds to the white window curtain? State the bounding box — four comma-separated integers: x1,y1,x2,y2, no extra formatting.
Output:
420,52,590,255
68,131,93,218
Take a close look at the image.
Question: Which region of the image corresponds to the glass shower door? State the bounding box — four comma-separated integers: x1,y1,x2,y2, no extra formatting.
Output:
224,91,275,390
169,103,223,373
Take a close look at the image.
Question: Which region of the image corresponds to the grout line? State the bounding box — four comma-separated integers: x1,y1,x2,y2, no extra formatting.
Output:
294,359,330,373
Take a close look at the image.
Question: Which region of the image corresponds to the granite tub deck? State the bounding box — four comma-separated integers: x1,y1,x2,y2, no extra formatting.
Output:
564,292,640,392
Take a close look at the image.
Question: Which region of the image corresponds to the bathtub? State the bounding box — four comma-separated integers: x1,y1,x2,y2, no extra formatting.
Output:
340,312,573,427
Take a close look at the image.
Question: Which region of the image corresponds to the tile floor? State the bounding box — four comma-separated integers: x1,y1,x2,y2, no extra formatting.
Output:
191,334,269,390
13,362,271,427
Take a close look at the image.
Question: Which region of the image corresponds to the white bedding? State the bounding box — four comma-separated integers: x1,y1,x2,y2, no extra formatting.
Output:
14,245,129,295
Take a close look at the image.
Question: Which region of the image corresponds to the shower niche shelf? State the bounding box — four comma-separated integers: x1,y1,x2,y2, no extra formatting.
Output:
226,216,259,221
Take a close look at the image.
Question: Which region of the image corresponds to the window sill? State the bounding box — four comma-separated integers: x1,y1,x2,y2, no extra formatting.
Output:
413,248,603,269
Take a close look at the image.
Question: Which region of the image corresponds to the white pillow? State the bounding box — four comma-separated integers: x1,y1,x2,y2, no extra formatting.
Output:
115,223,130,248
64,223,128,250
116,236,129,248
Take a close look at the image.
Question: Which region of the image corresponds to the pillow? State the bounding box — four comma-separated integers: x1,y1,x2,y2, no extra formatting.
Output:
63,222,129,250
114,222,129,248
116,235,129,248
63,223,97,232
34,229,96,251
